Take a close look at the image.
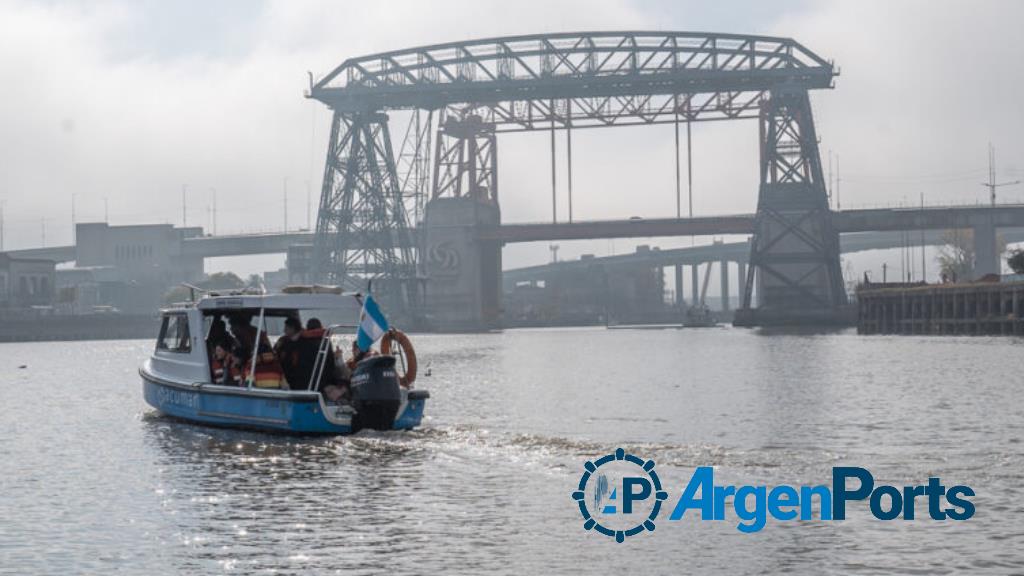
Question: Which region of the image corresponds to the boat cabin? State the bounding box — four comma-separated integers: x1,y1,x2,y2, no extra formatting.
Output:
151,290,364,391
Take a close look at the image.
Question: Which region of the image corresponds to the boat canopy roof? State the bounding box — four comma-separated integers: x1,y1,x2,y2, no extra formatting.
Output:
186,291,364,315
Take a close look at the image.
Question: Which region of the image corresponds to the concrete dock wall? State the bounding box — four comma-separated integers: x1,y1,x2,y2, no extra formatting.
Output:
857,281,1024,335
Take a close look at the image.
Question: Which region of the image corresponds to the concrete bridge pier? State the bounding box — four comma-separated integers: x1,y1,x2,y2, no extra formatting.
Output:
720,259,730,311
973,220,999,277
691,263,700,307
737,261,747,306
423,197,501,331
674,264,685,308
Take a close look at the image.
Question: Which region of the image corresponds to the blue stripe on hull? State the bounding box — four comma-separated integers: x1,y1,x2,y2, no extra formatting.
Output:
143,376,426,435
395,397,426,430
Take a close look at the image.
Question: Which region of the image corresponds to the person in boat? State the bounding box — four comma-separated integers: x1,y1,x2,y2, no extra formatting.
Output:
246,347,287,389
206,317,229,348
274,316,305,388
293,317,353,402
346,339,377,371
299,317,338,390
205,313,228,340
211,339,242,386
206,317,237,370
227,315,256,362
229,314,286,389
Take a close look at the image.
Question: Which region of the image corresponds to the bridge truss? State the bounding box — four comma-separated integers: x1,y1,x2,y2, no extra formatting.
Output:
308,31,843,322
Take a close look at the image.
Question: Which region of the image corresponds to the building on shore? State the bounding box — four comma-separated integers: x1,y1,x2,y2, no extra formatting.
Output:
0,253,56,310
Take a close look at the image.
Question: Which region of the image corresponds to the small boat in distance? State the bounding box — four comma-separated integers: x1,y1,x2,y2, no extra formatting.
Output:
140,287,428,435
683,303,717,328
682,257,718,328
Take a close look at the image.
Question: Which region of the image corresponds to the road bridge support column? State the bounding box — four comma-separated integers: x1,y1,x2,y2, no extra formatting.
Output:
691,264,700,308
720,259,730,311
675,264,684,308
423,198,501,331
737,262,747,307
973,220,998,278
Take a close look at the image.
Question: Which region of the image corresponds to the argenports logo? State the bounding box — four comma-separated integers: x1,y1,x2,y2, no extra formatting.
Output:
572,450,976,541
571,448,669,542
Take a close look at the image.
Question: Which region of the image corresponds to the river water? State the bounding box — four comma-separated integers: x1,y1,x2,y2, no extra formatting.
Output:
1,327,1022,575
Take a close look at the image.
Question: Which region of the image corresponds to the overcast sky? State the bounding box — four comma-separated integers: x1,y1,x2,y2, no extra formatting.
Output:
1,0,1022,280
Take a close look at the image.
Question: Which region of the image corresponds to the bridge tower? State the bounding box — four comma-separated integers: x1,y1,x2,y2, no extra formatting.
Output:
736,89,849,326
422,112,502,330
312,111,419,312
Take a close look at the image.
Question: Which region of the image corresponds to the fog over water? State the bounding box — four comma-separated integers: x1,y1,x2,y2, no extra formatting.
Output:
1,1,1022,279
2,328,1022,574
2,2,1024,574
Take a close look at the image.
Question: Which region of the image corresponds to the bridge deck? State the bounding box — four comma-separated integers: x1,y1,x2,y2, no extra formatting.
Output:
7,205,1024,263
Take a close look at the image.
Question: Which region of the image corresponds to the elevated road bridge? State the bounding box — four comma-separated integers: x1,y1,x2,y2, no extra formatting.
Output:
503,227,1024,312
7,204,1020,274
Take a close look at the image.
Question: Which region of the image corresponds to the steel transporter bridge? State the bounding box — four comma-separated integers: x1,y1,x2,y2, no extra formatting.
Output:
308,31,848,327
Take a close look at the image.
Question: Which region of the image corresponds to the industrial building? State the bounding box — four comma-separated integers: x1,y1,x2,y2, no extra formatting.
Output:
59,223,205,313
0,253,56,310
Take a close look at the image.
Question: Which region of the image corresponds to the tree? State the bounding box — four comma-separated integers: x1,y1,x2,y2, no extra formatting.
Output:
1009,249,1024,274
936,229,974,282
205,272,246,291
936,228,1007,282
162,272,247,304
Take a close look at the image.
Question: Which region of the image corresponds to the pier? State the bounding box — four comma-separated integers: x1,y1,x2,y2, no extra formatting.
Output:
857,281,1024,336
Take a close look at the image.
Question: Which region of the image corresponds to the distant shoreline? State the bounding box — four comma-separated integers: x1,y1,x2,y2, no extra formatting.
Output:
0,314,158,343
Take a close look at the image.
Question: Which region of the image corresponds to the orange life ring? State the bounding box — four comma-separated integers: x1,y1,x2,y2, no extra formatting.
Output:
380,328,417,388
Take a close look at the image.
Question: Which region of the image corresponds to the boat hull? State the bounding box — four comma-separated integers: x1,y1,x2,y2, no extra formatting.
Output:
142,370,426,435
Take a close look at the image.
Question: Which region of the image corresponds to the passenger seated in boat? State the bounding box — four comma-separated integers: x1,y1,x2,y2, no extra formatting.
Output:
229,314,286,389
281,317,343,401
228,314,273,360
211,339,242,386
274,316,304,387
320,346,351,403
297,317,339,392
244,349,286,389
206,317,228,348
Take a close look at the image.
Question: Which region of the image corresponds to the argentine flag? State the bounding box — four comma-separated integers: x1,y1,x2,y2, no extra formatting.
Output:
356,294,389,352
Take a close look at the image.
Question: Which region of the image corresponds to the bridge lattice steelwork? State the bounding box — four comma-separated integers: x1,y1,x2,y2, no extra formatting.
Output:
308,31,844,324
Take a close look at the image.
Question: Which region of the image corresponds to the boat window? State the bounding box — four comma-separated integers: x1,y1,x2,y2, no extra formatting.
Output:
157,314,192,353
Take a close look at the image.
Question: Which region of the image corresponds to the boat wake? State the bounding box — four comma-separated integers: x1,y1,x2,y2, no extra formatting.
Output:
142,410,839,480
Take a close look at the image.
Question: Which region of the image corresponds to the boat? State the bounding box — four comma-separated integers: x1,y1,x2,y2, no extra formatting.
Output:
682,258,718,328
682,303,717,328
140,288,429,434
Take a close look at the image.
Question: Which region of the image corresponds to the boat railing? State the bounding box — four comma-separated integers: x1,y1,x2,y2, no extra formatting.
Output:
308,323,357,391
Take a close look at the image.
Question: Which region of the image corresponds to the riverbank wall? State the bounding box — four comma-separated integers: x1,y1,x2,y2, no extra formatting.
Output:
857,280,1024,335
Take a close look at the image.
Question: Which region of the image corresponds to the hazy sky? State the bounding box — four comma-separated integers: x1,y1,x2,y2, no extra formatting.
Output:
1,0,1022,280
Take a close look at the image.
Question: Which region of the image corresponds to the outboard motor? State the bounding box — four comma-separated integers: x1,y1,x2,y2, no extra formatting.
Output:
350,355,402,431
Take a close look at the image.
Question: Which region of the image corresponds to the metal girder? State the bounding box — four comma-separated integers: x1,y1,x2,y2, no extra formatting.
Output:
432,111,498,201
741,89,846,314
394,109,434,225
309,31,835,130
313,111,418,303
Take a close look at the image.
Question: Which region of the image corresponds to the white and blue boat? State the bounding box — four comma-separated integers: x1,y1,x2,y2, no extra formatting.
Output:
140,288,428,434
